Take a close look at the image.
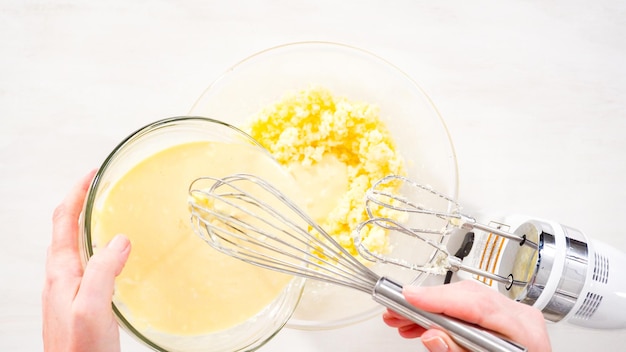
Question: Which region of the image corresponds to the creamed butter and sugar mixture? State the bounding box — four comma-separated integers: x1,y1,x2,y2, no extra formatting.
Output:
244,87,406,261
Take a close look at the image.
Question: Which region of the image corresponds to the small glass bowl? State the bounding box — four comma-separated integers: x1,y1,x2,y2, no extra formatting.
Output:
80,116,305,352
189,42,459,329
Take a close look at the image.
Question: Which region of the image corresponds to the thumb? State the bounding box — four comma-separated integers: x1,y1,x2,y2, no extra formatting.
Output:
77,234,131,308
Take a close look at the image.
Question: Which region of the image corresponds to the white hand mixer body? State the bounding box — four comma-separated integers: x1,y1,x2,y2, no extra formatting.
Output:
356,175,626,330
506,218,626,329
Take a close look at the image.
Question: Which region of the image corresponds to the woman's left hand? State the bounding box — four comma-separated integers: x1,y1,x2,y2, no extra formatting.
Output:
42,170,131,352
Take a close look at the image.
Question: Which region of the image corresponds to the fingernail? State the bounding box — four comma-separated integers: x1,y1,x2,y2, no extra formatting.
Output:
422,336,449,352
108,234,130,253
403,285,425,298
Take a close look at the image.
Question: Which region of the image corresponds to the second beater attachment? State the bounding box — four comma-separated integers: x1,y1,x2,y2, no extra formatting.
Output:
353,175,538,290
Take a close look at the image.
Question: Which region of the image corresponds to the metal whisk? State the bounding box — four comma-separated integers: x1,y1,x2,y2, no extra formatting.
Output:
188,173,526,352
355,175,538,290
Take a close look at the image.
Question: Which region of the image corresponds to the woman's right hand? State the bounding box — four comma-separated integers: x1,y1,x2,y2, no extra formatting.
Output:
383,280,551,352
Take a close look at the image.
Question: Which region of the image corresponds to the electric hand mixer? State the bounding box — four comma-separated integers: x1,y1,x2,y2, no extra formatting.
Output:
355,175,626,330
188,174,527,352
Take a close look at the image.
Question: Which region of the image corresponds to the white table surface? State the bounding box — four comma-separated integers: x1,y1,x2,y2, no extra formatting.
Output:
2,1,625,351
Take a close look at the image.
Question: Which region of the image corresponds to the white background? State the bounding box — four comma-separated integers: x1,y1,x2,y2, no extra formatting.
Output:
1,0,625,350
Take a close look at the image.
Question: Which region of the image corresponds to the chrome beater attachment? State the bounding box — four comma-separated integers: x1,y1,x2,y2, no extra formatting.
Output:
356,175,626,330
354,175,537,290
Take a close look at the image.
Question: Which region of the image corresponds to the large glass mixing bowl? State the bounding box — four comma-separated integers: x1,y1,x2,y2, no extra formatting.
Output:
80,117,305,351
189,42,459,329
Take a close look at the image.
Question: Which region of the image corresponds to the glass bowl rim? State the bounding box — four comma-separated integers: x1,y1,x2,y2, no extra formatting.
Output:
80,115,304,351
188,41,460,329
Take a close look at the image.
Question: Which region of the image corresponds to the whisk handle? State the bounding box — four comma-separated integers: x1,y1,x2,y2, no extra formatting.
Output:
373,277,527,352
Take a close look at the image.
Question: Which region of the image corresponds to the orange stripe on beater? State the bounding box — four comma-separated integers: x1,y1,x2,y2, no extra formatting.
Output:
477,233,494,285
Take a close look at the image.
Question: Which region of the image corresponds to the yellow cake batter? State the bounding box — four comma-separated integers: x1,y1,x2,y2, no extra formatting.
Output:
92,141,298,335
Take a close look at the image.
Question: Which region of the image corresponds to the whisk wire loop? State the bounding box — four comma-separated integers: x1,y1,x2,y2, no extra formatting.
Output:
189,175,378,293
